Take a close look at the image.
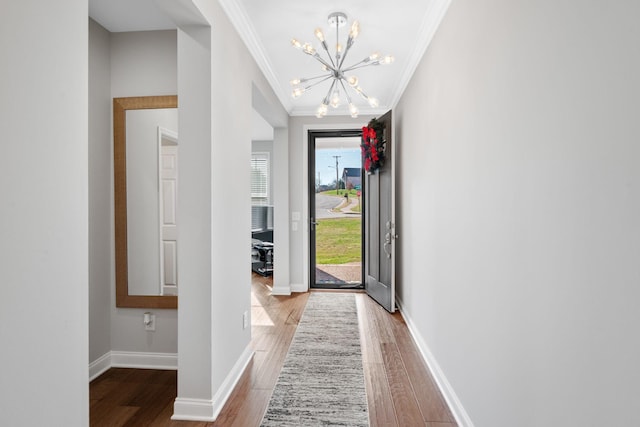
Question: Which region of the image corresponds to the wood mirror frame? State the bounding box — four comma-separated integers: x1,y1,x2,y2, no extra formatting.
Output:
114,95,178,308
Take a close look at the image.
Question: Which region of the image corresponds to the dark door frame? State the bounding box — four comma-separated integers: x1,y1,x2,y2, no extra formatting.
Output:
308,128,364,289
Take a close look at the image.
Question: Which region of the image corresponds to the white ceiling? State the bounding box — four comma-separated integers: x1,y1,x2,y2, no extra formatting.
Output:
89,0,446,118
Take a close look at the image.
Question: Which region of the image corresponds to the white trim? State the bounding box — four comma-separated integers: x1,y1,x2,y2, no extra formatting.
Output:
110,351,178,370
290,105,387,118
218,0,292,113
89,352,112,381
89,351,178,382
210,345,254,419
172,398,216,422
271,284,292,295
389,0,452,108
171,345,254,421
396,297,474,427
290,283,307,293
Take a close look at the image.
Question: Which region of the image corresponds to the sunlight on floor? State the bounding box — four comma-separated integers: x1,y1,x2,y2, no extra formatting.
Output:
251,288,275,326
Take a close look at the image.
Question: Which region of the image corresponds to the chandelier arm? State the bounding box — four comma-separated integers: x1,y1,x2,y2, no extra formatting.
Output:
335,18,340,67
342,61,379,73
319,41,338,69
300,73,334,84
309,53,336,73
323,80,336,104
338,79,353,104
302,75,334,91
350,85,368,99
338,37,355,69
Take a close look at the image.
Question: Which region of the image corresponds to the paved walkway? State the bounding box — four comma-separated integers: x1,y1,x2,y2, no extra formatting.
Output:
315,194,361,219
316,262,362,285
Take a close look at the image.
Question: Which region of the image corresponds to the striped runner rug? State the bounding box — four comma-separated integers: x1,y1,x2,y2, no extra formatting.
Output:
261,292,369,426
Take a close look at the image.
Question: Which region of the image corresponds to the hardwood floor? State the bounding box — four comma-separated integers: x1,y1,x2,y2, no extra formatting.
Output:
90,274,457,426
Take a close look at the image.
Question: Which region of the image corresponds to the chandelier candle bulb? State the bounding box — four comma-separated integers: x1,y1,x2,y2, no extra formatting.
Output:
349,103,359,118
291,38,302,49
302,43,316,55
292,87,305,98
349,21,360,39
330,91,341,108
316,102,328,118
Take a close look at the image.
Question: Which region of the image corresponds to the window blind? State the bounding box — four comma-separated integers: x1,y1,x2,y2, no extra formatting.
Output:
251,153,269,200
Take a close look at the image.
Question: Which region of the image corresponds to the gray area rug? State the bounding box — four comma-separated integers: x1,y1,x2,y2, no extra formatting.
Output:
261,292,369,426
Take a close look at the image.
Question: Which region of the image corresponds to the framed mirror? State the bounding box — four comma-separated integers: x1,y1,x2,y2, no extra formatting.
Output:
114,95,178,308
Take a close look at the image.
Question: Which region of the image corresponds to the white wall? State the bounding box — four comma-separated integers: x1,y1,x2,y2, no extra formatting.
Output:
110,30,177,97
0,1,89,425
171,0,289,419
207,0,268,394
109,30,178,354
175,22,215,407
395,1,640,425
89,18,112,364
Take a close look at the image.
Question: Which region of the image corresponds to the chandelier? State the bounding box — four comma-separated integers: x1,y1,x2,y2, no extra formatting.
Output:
290,12,394,118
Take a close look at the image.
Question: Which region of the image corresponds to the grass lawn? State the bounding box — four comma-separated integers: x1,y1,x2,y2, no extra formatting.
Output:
316,217,361,264
318,189,359,197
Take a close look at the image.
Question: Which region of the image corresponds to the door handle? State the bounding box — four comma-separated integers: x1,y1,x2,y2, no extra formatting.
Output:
383,233,392,259
310,219,319,230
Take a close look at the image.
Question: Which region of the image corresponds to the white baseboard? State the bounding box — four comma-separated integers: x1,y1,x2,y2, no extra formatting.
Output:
172,397,216,422
290,283,307,293
210,345,254,419
269,282,306,295
270,284,291,295
89,351,177,382
396,297,474,427
110,351,178,370
89,352,112,381
171,344,254,422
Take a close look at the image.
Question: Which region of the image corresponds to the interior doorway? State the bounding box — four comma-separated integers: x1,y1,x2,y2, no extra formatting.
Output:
308,129,364,289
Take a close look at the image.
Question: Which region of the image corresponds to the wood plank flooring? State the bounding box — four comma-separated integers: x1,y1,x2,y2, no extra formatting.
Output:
90,273,456,426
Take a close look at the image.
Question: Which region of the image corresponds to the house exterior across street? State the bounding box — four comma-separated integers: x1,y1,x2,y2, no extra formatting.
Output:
342,167,361,190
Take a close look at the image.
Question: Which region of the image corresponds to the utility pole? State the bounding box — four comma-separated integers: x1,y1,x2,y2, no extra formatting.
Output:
331,155,341,195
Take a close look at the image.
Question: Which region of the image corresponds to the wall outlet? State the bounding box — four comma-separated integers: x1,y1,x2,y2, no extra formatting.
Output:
242,311,249,330
144,313,156,331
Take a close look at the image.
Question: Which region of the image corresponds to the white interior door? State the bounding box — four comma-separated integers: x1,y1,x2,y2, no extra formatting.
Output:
159,136,178,296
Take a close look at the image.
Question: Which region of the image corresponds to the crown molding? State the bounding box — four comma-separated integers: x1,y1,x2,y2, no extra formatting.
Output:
389,0,452,108
289,105,389,118
218,0,293,112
